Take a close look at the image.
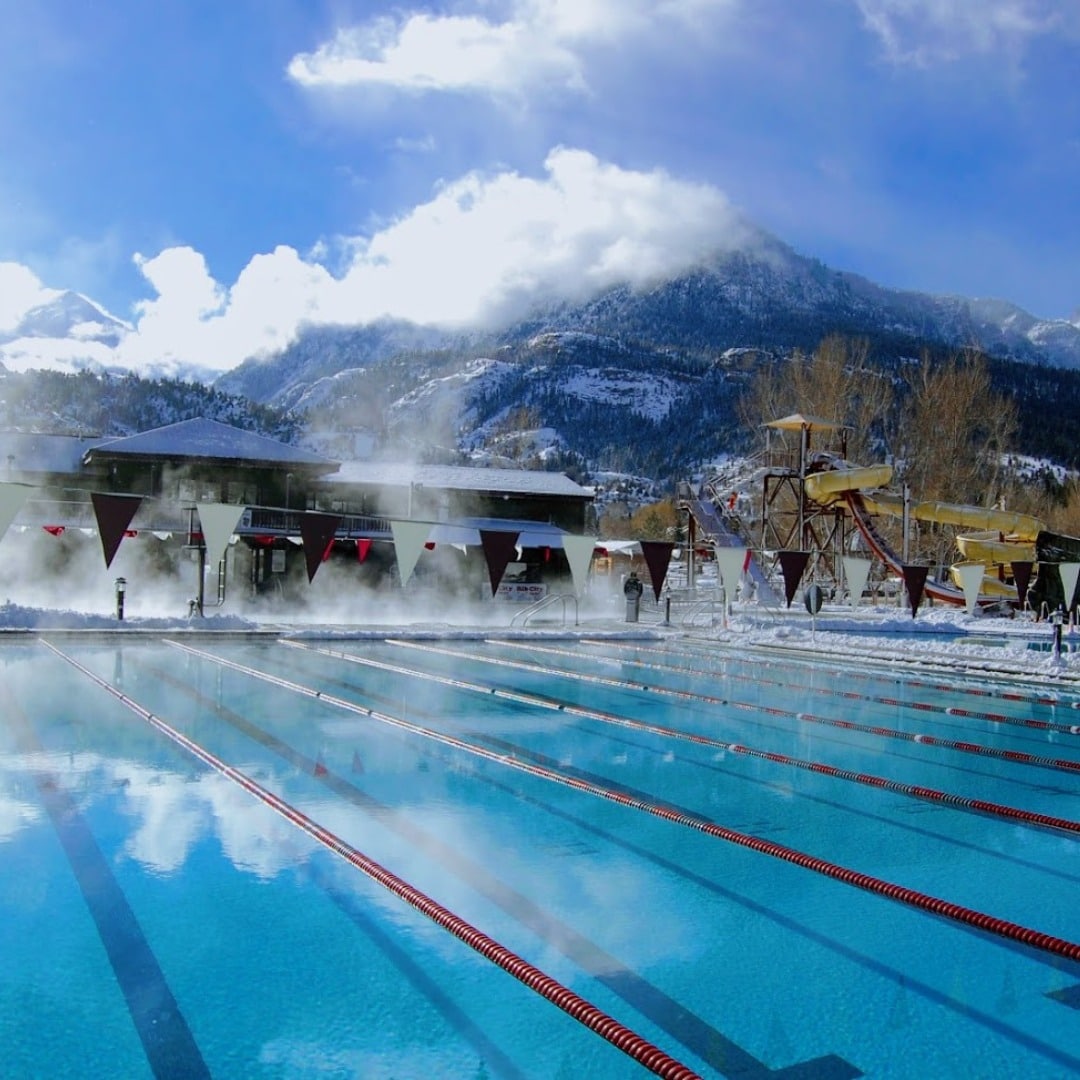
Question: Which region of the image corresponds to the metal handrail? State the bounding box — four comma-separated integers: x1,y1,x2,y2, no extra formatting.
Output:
510,592,579,628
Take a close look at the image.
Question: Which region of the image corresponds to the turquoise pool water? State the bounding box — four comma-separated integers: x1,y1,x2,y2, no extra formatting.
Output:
1,634,1077,1078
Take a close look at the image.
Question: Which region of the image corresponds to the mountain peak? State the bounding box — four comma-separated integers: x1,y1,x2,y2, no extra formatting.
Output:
0,290,130,348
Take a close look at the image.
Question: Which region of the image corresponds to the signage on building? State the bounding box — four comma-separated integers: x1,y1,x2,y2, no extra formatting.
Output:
495,582,548,603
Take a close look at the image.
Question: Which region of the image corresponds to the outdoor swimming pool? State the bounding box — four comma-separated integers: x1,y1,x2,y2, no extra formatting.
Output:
1,632,1077,1078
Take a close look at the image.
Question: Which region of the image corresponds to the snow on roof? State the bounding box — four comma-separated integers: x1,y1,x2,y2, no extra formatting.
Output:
427,517,570,548
765,413,845,431
84,418,338,470
0,432,103,475
327,461,592,498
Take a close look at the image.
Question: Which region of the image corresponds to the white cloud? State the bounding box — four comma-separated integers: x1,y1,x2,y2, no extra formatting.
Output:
854,0,1064,64
288,11,585,97
287,1,737,98
332,147,749,327
2,149,750,376
0,262,60,333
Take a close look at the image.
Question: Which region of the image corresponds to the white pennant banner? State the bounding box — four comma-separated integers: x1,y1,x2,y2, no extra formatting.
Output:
841,557,872,608
714,546,746,601
0,483,31,543
197,503,246,566
390,520,432,587
955,563,985,617
1060,562,1080,612
562,535,598,597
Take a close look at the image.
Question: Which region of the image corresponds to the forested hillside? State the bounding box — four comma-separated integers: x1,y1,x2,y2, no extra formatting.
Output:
0,369,298,441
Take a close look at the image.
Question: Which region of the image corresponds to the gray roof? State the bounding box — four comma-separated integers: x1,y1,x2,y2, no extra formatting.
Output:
84,418,338,471
427,518,571,547
0,432,103,476
327,461,592,499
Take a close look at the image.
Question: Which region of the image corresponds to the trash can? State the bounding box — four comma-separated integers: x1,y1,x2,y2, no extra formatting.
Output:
623,572,644,623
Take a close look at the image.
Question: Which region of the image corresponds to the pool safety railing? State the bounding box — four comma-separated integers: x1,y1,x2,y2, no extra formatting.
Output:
41,638,702,1080
509,592,579,628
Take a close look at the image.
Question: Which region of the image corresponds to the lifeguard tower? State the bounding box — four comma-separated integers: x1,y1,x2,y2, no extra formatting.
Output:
756,413,853,588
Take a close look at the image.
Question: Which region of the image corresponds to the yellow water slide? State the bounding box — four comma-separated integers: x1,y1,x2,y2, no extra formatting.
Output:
806,461,1044,603
804,464,894,505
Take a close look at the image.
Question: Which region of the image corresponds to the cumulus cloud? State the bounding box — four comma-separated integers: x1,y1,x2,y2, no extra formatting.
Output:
4,148,747,377
854,0,1065,64
0,262,60,333
287,0,737,99
333,147,750,326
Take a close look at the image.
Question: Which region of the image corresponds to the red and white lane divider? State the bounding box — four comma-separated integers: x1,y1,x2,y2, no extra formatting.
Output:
672,636,1079,708
578,638,1080,738
288,639,1080,838
389,638,1080,777
161,637,1080,965
40,639,702,1080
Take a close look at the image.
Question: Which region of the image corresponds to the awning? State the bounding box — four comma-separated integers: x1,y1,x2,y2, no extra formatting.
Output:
426,517,570,548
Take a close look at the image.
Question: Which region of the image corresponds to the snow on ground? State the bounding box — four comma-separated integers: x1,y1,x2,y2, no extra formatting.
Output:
3,594,1079,688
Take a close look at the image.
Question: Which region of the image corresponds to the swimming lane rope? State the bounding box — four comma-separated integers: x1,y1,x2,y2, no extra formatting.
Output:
289,639,1080,838
39,639,701,1080
164,638,1080,965
400,638,1080,776
577,638,1080,738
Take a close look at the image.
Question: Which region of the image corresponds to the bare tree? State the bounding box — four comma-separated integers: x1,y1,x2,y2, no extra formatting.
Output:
896,351,1017,507
739,335,895,465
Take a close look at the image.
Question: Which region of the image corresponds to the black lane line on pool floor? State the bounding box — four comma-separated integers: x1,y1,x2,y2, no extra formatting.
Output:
625,635,1080,711
94,655,530,1080
0,685,210,1080
382,641,1077,802
272,643,1080,891
421,738,1080,1075
318,639,1080,838
468,639,1080,774
43,640,703,1080
162,638,1080,967
130,654,857,1080
568,639,1080,745
184,640,1080,1072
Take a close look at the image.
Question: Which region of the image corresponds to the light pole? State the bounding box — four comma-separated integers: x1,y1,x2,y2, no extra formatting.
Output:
115,577,127,621
285,472,294,510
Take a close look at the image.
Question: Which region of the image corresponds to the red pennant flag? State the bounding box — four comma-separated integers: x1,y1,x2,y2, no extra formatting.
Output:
356,538,372,563
1011,561,1033,609
43,525,65,536
479,529,520,595
322,538,335,562
424,541,436,550
299,512,342,583
640,541,675,601
778,550,811,608
901,564,929,618
91,492,143,569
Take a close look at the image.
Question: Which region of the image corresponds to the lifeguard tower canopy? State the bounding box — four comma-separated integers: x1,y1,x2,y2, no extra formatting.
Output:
764,412,843,432
763,413,850,471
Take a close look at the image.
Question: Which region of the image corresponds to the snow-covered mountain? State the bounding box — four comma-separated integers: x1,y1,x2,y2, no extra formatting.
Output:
216,231,1080,417
3,228,1080,486
0,289,131,347
0,290,131,373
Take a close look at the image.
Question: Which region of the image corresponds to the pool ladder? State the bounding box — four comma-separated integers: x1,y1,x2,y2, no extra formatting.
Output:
509,592,579,628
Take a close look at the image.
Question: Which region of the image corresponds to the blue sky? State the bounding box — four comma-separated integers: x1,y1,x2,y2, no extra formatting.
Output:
1,0,1078,375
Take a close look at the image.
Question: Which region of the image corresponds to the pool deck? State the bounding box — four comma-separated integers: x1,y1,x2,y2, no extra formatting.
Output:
6,595,1080,693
